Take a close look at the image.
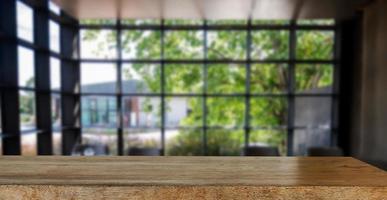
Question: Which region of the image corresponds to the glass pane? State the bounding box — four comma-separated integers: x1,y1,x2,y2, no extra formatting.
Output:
249,130,287,155
207,129,244,156
48,1,61,15
166,128,202,156
49,20,60,53
164,20,202,25
207,97,245,127
19,90,36,131
50,57,61,90
121,19,160,25
125,128,161,155
81,96,117,128
53,131,62,155
81,63,117,93
80,29,117,59
207,64,245,93
122,97,161,128
165,64,202,93
80,19,116,25
122,64,160,93
207,20,247,25
296,64,333,93
51,94,61,129
250,64,288,93
18,46,35,88
295,97,332,128
296,31,334,60
251,31,289,60
207,31,246,59
82,128,117,155
293,128,331,156
21,133,37,156
121,30,161,59
165,97,202,128
297,19,335,26
252,20,289,25
250,98,288,127
17,1,33,42
164,31,203,59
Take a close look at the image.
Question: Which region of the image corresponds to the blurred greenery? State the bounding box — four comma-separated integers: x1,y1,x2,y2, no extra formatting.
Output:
81,19,334,156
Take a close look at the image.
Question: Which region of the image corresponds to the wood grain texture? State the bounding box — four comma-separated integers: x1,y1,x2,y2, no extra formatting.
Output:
0,157,386,199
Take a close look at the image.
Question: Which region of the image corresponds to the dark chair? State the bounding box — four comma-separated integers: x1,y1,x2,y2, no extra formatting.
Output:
243,146,280,156
307,147,343,156
71,144,110,156
128,147,161,156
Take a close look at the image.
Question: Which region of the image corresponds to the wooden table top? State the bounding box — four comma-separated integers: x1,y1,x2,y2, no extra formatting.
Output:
0,156,386,187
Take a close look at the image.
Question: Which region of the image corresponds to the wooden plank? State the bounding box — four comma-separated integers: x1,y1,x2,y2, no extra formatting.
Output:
0,157,386,199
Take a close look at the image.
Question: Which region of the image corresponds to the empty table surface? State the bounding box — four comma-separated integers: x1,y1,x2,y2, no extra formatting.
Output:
0,156,386,199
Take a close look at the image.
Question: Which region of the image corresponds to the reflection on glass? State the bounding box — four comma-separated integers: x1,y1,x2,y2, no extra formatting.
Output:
122,97,160,128
80,29,117,59
19,90,36,131
166,129,202,156
121,30,161,59
165,97,202,128
51,94,61,129
164,31,203,59
294,97,332,128
122,64,160,93
207,129,244,156
296,31,334,60
17,1,33,42
18,46,35,88
250,98,288,127
293,128,331,156
297,19,335,26
249,130,287,155
52,131,61,155
296,64,333,93
251,31,289,60
125,128,161,154
82,128,117,155
165,64,202,93
50,57,61,90
250,64,288,93
21,133,37,156
207,31,246,59
49,20,60,53
207,64,245,93
81,63,117,93
207,97,245,127
81,96,117,128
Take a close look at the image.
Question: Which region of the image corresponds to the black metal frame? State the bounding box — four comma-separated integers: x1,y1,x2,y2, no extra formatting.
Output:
0,0,339,156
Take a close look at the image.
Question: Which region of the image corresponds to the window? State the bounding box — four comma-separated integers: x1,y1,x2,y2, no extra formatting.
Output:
49,20,60,53
18,46,35,88
80,19,338,156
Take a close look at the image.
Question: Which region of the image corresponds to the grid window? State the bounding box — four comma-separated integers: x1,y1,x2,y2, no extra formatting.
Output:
81,96,117,128
82,128,117,155
21,133,37,156
51,94,61,129
50,57,61,90
78,19,338,156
